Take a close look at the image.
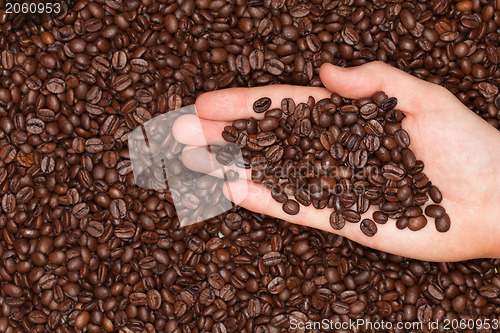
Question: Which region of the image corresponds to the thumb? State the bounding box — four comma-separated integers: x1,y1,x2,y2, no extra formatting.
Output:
319,61,444,113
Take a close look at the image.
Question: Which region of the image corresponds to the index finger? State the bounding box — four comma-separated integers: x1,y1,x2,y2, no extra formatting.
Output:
194,85,332,121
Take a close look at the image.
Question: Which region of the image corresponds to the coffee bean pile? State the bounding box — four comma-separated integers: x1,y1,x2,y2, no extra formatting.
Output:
0,0,498,332
220,94,450,236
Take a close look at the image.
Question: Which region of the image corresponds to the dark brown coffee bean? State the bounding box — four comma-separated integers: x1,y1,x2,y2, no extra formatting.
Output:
265,145,284,163
256,132,277,147
247,298,261,317
394,129,411,148
72,202,90,219
267,277,285,294
373,211,388,224
425,204,446,218
360,219,377,237
250,156,268,171
408,215,427,231
181,193,200,209
266,59,284,75
26,118,45,134
330,211,345,230
342,209,361,223
435,213,451,232
222,126,238,143
404,206,423,217
112,74,132,91
342,27,360,45
429,185,443,203
382,164,405,181
110,199,127,219
208,273,224,290
262,251,282,266
332,301,350,315
253,97,272,113
87,221,104,238
396,216,409,229
46,78,66,94
282,199,299,215
147,290,161,309
381,97,398,111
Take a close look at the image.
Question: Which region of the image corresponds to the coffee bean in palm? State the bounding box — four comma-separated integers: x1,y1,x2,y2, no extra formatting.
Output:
373,211,388,224
396,216,410,229
408,215,427,231
222,94,449,234
360,219,378,237
381,97,398,111
281,98,295,115
435,213,451,232
330,211,345,230
271,186,288,203
429,185,443,203
404,206,423,217
282,199,299,215
222,126,238,142
253,97,272,113
425,204,446,218
343,209,361,223
394,129,411,148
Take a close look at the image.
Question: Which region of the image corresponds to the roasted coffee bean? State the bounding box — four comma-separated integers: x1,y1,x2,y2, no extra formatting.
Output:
110,199,127,219
425,204,446,218
408,215,427,231
404,206,423,217
181,193,200,209
373,211,388,224
253,97,272,113
112,50,127,69
382,164,405,181
222,126,238,143
330,212,345,230
250,156,268,171
332,301,350,315
267,277,285,294
396,216,409,229
394,129,411,148
87,221,104,238
147,290,162,309
26,118,45,134
429,185,443,203
435,213,451,232
265,145,284,163
360,219,377,237
343,209,361,223
256,132,277,147
282,199,299,215
46,78,66,94
381,97,398,111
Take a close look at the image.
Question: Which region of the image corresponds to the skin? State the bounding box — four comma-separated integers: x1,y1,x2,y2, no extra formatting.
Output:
172,61,500,262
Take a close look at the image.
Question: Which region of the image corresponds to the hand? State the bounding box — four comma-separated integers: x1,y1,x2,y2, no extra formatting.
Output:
172,61,500,262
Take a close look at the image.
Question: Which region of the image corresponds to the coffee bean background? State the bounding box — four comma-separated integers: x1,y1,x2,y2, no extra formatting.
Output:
0,1,499,332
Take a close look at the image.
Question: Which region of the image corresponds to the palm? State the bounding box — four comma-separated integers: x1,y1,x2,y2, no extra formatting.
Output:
173,62,500,261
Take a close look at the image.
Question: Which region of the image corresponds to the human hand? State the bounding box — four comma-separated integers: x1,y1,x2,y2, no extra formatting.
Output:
172,61,500,262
